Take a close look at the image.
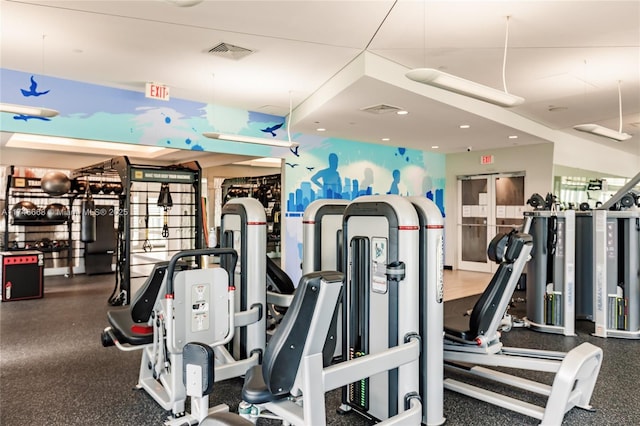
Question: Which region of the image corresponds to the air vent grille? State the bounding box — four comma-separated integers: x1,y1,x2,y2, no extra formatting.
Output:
208,42,253,60
360,104,402,114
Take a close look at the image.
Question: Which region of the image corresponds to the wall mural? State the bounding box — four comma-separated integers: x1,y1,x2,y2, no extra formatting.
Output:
0,68,288,158
282,135,446,282
1,68,447,284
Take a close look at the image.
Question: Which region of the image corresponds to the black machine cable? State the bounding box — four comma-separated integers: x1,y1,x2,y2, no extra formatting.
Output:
108,203,127,306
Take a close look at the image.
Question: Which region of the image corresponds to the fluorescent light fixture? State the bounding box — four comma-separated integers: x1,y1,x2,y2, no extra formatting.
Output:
0,102,59,118
405,68,525,107
202,132,296,148
573,124,632,142
233,157,283,168
6,133,176,158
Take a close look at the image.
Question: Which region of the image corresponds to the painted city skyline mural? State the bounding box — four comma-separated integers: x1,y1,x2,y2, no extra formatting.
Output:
282,134,446,282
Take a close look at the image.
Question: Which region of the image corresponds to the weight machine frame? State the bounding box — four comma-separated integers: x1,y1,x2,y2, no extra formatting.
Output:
71,156,203,305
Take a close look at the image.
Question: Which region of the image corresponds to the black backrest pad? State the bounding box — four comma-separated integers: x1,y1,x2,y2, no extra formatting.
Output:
266,255,295,294
505,232,532,262
468,265,511,337
262,271,343,396
469,231,533,337
487,232,509,264
130,261,188,323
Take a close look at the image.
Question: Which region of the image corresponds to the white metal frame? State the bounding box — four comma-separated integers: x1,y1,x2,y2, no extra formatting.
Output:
444,228,603,425
239,274,423,426
593,209,640,339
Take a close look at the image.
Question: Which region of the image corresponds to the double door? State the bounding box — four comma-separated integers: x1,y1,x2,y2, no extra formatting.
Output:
457,173,526,273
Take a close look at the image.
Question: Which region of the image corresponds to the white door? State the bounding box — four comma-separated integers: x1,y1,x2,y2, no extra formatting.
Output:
457,173,525,273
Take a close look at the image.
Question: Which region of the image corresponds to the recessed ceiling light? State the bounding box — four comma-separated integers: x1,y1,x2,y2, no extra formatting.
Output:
431,145,439,149
382,138,390,141
396,110,409,115
508,135,518,139
316,128,326,132
459,124,471,129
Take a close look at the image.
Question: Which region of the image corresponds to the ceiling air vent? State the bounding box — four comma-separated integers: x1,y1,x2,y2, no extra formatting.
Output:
360,104,402,114
208,42,254,60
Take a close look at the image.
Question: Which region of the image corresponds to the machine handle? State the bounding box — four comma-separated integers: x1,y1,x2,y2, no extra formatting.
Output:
166,248,238,295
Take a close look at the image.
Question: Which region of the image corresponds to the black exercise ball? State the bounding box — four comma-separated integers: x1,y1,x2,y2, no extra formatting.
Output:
72,179,88,193
45,203,70,221
89,182,102,194
41,171,71,196
12,201,38,221
111,182,124,194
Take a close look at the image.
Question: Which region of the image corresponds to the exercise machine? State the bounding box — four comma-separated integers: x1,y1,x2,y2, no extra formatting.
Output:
219,198,267,359
523,207,576,336
339,194,442,425
301,199,348,359
71,156,203,305
407,196,445,426
592,208,640,338
198,270,422,426
591,170,640,338
443,226,603,425
101,248,263,424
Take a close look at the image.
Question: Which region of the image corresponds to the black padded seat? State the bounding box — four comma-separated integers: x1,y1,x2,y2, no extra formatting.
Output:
240,364,285,405
107,308,154,345
241,271,343,405
104,261,188,346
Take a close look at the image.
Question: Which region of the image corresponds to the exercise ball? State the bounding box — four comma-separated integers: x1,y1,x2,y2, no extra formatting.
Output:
111,182,124,195
45,203,70,221
41,171,71,196
12,201,38,221
89,182,102,194
72,179,88,193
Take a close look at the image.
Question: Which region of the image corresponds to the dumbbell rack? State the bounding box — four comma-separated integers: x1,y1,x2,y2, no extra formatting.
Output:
2,165,76,277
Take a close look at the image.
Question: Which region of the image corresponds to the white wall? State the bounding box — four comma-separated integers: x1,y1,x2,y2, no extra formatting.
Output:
444,142,554,268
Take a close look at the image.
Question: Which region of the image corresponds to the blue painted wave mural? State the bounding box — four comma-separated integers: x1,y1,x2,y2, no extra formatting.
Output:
0,68,288,157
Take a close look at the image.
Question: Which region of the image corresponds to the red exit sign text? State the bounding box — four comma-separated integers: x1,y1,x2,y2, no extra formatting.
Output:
145,82,170,101
480,155,494,165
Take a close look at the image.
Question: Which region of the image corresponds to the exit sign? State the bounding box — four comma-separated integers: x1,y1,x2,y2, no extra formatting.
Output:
145,82,170,101
480,155,494,165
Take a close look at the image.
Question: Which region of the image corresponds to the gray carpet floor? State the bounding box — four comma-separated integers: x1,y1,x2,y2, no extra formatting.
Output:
1,274,638,425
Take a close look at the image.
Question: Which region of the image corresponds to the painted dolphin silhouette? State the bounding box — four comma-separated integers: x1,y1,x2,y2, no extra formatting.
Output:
260,123,284,137
21,76,50,97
